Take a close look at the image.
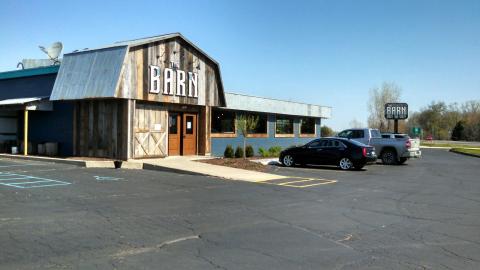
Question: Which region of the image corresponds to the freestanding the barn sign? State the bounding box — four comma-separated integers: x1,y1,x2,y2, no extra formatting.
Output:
385,103,408,133
384,103,408,119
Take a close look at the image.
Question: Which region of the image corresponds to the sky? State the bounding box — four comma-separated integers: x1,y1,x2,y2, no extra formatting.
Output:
0,0,479,130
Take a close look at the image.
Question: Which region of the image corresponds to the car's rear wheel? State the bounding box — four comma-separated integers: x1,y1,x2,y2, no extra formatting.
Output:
398,157,408,164
339,157,353,170
282,155,295,167
381,149,397,165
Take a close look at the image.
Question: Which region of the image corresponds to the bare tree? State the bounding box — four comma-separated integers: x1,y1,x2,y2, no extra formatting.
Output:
236,114,259,158
367,82,402,132
349,118,364,128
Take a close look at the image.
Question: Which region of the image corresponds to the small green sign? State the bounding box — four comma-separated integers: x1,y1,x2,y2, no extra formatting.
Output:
412,127,421,135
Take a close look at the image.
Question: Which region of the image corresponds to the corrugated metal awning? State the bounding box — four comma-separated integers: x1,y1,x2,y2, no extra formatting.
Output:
0,97,46,105
0,96,52,111
223,92,332,119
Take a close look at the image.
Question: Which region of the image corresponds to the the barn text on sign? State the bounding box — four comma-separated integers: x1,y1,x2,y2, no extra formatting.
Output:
384,103,408,120
149,65,198,98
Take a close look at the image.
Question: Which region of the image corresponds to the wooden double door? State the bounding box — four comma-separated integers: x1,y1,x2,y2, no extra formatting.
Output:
168,113,197,156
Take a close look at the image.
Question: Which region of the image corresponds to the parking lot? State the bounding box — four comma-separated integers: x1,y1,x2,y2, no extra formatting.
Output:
0,149,479,269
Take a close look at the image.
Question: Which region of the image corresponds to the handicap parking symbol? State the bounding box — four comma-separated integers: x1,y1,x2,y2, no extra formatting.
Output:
94,176,124,181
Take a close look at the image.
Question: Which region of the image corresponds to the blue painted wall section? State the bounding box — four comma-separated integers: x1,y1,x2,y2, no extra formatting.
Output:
0,73,57,99
211,114,322,156
17,102,74,157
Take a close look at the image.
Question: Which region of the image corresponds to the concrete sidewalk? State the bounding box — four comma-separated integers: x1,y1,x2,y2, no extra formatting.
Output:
137,156,288,182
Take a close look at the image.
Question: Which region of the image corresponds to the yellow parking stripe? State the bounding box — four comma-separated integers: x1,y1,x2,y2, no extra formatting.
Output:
258,177,337,188
282,180,337,188
278,178,326,185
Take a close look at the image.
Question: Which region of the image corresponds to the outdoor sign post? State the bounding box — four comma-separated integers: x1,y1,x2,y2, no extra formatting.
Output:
384,103,408,133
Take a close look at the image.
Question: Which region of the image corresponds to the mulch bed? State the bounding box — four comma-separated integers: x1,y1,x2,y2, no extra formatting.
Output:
198,158,269,172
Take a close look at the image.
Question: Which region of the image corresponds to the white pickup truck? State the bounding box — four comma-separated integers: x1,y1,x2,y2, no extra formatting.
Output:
337,128,421,165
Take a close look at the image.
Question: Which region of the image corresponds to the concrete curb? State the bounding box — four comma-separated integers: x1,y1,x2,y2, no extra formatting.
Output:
142,163,207,176
85,160,116,168
449,149,480,158
0,154,86,167
119,161,144,170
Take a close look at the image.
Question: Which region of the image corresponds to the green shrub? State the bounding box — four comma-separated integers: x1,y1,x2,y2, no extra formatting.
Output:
245,145,254,157
268,146,282,157
258,147,267,157
224,145,234,158
257,146,282,157
235,146,244,158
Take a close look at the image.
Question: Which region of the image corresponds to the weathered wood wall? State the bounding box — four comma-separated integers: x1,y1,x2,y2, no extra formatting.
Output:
117,37,223,107
74,99,128,159
198,106,210,155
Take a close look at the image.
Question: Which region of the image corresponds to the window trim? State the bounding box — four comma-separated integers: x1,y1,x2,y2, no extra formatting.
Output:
211,108,236,137
299,117,316,137
245,112,268,137
274,116,295,138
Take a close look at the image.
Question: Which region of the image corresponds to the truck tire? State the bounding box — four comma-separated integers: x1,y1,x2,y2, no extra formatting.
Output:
381,149,397,165
398,157,408,164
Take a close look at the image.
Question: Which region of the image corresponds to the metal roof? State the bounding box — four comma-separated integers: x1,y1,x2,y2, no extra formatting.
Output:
52,33,226,103
68,33,219,65
223,92,332,119
0,66,59,80
50,46,127,100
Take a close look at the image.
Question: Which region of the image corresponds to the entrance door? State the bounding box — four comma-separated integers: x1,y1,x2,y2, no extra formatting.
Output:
182,113,197,155
168,113,181,155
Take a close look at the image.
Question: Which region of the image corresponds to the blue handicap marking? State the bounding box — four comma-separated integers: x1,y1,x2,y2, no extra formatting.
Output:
0,172,71,189
94,176,124,181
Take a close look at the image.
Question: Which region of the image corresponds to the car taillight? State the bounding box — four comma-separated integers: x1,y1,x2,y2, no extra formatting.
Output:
406,140,411,149
362,147,367,157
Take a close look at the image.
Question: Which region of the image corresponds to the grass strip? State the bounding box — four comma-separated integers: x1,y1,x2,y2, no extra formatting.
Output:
450,148,480,158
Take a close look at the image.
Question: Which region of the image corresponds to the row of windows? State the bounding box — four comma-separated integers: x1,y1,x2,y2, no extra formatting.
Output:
211,109,316,136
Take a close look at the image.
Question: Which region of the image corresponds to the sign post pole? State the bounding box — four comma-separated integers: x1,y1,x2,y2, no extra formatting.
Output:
394,119,398,134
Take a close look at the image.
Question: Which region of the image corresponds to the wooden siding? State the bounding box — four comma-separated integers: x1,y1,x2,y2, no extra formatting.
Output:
74,100,128,159
133,102,168,158
118,37,224,107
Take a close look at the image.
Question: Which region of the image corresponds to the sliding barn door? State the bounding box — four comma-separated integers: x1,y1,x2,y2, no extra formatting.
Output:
133,103,167,158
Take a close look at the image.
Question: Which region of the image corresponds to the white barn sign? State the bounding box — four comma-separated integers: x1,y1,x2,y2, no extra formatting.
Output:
149,65,198,98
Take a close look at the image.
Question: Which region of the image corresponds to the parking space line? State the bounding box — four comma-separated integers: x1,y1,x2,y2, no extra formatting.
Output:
277,178,326,185
282,180,337,188
7,180,53,185
0,172,70,189
0,177,31,181
257,177,337,189
17,183,71,188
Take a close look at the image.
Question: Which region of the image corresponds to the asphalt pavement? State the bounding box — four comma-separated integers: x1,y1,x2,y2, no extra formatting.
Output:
0,149,479,269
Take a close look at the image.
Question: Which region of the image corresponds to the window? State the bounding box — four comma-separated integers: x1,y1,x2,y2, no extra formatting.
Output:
352,130,365,138
370,129,381,138
211,109,235,133
246,113,267,134
300,118,315,135
169,114,178,134
185,116,193,134
338,129,364,139
307,140,322,148
275,116,294,135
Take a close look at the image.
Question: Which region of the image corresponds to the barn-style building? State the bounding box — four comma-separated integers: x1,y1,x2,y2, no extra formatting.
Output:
0,33,331,160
